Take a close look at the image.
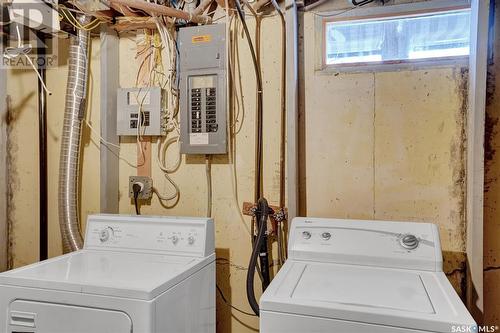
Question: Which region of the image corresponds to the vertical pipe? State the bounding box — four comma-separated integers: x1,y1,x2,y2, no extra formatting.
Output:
38,33,48,261
58,16,91,253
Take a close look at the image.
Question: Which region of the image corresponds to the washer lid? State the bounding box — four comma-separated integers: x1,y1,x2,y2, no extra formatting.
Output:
260,261,476,332
0,250,214,300
293,263,434,314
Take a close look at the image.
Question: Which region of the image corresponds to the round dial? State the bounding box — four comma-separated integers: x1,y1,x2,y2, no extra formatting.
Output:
400,234,419,250
171,235,179,244
321,232,331,241
302,231,312,240
99,227,113,242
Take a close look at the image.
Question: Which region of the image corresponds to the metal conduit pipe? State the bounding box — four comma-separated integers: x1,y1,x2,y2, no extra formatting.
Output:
58,15,91,253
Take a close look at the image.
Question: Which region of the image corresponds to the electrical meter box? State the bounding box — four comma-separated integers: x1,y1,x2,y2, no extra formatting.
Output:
178,24,227,154
116,87,166,136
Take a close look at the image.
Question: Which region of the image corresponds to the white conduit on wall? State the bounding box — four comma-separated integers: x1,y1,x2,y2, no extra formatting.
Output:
58,15,91,253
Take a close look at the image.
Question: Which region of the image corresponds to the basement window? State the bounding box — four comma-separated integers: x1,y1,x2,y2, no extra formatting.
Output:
324,8,471,67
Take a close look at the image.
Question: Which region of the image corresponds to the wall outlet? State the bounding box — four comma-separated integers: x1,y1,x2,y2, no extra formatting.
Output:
129,176,153,200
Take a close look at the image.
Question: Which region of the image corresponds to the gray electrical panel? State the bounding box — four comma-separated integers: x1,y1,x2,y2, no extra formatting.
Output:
179,24,227,154
116,87,166,136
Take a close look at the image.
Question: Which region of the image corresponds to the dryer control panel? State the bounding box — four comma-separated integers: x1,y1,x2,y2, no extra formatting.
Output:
84,214,214,257
288,217,442,272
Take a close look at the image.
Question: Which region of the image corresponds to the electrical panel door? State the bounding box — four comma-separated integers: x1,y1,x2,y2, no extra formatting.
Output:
116,87,166,136
179,24,227,154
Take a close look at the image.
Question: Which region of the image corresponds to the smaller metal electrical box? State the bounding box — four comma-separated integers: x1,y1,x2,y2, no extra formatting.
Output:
116,87,165,136
179,24,227,154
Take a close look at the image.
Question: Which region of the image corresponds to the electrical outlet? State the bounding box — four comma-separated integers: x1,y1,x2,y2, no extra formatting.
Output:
129,176,153,200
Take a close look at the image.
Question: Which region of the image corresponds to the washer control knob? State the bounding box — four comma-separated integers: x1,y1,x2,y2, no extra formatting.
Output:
400,234,419,250
321,232,331,241
99,227,113,243
171,235,179,244
302,231,312,240
188,236,195,245
99,228,110,242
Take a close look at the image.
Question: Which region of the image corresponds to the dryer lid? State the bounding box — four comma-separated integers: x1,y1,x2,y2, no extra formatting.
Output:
260,261,476,333
0,250,214,300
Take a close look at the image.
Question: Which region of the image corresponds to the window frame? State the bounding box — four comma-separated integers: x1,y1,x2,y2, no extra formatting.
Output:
319,0,471,72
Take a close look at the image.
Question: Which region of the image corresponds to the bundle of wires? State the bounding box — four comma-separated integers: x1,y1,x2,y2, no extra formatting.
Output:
151,18,183,205
58,5,102,31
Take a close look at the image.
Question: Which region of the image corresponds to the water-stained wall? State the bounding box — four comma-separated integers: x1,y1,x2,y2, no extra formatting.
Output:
300,8,469,298
484,0,500,325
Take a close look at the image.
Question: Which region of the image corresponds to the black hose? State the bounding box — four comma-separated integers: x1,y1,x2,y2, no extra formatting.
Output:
352,0,375,6
234,0,264,202
246,198,271,316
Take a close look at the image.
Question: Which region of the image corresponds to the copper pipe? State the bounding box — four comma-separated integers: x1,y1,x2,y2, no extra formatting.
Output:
109,0,212,24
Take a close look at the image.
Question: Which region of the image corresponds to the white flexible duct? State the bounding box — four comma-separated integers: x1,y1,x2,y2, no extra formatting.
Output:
58,15,91,253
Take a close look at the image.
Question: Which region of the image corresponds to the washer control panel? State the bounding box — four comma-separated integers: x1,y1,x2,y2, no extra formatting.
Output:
289,217,442,272
84,214,214,257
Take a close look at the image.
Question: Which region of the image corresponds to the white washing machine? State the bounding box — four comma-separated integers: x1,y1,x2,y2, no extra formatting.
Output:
0,214,215,333
260,217,476,333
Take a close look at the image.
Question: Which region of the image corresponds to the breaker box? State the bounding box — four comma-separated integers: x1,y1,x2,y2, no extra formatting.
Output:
178,24,227,154
116,87,166,136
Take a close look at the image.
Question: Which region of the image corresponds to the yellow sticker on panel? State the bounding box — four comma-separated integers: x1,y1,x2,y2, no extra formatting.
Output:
192,35,212,44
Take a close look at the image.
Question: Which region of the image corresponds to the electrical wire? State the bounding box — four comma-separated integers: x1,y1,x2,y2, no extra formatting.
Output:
132,183,142,215
3,24,52,95
152,17,183,205
206,155,212,218
234,0,264,203
85,120,141,168
134,195,140,214
58,6,102,31
216,284,257,317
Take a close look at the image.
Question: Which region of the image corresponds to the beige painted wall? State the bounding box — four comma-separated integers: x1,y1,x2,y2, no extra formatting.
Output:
5,4,480,333
6,38,102,267
7,17,282,332
301,10,468,296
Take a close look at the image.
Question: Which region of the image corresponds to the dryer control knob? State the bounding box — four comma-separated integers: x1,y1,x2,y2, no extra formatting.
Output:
302,231,312,240
400,234,419,250
171,235,179,244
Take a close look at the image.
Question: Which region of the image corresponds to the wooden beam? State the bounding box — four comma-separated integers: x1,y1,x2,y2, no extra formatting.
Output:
113,18,158,32
109,0,212,24
136,31,152,177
